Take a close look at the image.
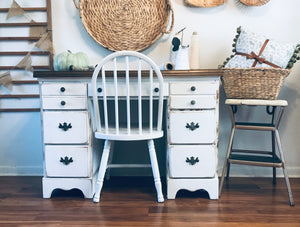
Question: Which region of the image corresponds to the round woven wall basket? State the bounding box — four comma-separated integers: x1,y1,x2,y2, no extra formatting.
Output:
240,0,270,6
73,0,174,52
184,0,226,7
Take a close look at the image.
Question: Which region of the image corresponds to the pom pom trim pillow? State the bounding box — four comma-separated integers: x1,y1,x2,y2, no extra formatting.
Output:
223,26,300,69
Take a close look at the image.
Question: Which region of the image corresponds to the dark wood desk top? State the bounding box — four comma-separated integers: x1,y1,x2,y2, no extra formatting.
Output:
33,69,223,78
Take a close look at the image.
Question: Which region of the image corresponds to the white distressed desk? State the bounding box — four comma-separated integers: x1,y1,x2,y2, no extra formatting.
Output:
34,69,222,200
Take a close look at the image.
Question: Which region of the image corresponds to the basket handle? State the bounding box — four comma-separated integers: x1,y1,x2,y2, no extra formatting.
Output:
164,0,174,34
73,0,80,10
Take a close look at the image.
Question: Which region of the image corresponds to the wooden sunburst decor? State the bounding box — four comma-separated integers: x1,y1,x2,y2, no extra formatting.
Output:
184,0,226,7
240,0,270,6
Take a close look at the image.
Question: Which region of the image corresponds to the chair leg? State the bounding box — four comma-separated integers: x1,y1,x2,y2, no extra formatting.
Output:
105,141,115,180
219,127,235,197
226,163,231,180
275,129,294,206
147,139,164,203
93,139,112,203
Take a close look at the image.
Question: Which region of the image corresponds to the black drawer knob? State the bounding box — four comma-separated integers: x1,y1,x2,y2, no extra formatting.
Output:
60,100,66,106
97,87,102,93
154,87,159,93
60,87,66,92
190,86,196,91
190,100,196,105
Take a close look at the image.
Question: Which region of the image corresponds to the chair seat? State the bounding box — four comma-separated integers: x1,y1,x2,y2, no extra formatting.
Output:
95,128,164,141
225,99,288,107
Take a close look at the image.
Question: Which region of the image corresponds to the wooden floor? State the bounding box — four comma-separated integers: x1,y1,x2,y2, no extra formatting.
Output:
0,176,299,226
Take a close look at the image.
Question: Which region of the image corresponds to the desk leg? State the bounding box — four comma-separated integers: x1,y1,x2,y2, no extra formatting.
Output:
167,176,219,200
42,177,93,198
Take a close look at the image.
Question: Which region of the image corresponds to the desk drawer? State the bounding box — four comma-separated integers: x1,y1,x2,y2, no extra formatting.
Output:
41,83,87,96
43,111,89,144
169,95,216,109
45,145,91,177
88,82,169,97
169,110,217,144
168,145,217,178
42,97,87,110
169,82,218,95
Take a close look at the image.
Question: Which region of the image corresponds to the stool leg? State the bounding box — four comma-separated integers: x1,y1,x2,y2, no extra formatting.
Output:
272,130,277,184
275,129,294,206
268,106,277,185
219,126,235,197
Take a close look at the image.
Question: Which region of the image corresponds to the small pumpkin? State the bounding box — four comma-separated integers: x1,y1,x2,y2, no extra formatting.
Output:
53,50,90,71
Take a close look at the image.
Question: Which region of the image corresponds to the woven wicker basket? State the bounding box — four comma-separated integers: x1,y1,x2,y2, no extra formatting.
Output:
222,68,291,100
185,0,226,7
73,0,174,52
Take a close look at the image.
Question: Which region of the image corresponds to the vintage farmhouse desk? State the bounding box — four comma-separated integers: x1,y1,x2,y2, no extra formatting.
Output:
34,69,222,200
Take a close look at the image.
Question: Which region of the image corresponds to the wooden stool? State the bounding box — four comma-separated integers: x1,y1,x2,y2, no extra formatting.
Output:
219,99,294,206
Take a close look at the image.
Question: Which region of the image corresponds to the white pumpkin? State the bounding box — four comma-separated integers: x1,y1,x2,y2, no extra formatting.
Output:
53,50,90,71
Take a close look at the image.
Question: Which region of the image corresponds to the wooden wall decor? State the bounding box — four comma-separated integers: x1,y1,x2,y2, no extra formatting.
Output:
0,0,53,112
240,0,270,6
184,0,226,7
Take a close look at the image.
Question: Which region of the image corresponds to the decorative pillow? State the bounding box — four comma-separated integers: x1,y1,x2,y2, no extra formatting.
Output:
222,26,300,69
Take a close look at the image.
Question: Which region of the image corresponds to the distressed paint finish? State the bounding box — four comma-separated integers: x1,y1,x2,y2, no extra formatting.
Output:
40,81,93,198
35,70,221,200
167,79,220,200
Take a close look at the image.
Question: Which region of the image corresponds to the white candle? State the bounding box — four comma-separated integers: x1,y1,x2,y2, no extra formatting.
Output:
189,32,201,69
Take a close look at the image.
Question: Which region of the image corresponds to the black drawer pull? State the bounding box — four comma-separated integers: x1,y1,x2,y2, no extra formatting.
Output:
186,156,199,165
154,87,159,93
60,100,66,106
97,87,102,93
190,100,196,105
60,87,66,92
58,122,72,131
60,156,73,165
186,122,199,131
190,86,196,91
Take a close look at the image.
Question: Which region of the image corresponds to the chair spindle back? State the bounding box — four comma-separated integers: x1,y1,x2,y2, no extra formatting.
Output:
91,51,164,137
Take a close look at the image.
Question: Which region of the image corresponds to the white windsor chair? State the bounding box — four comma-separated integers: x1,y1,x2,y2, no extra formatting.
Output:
91,51,164,203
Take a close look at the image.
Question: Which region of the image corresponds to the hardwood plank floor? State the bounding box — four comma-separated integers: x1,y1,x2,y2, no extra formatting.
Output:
0,176,299,226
